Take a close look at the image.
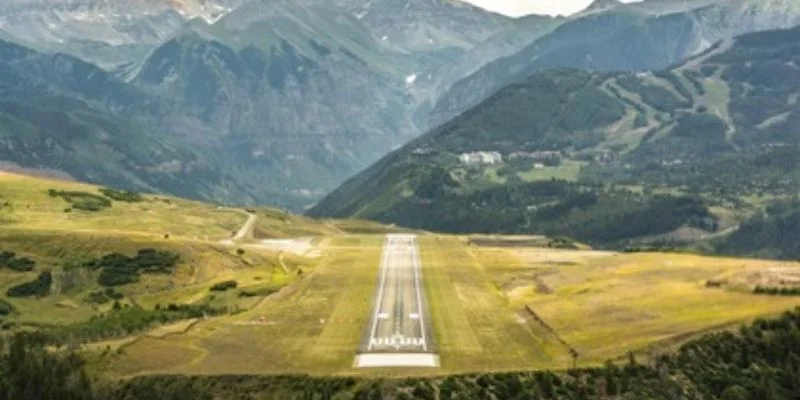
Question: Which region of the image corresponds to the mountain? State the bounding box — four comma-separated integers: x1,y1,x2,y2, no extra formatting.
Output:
0,0,241,68
0,39,249,200
4,0,800,211
411,14,564,126
423,0,800,130
308,25,800,255
121,0,426,207
0,0,424,208
583,0,624,14
129,31,412,206
330,0,510,66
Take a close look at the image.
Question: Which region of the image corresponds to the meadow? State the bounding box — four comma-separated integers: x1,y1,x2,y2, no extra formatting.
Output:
0,172,798,378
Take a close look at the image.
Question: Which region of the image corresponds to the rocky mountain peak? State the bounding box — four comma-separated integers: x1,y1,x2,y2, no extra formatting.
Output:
582,0,624,14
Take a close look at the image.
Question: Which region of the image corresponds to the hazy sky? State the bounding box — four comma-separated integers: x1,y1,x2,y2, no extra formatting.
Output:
463,0,640,17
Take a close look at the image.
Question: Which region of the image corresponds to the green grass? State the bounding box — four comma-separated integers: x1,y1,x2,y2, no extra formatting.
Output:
473,246,800,366
0,172,245,240
420,237,563,372
518,161,585,182
97,236,382,377
70,234,800,377
0,229,293,328
3,172,798,378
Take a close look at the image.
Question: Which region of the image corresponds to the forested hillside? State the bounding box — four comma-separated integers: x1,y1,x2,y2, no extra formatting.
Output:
310,25,800,254
6,307,800,399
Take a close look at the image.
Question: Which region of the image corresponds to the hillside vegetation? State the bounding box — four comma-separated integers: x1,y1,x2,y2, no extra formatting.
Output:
310,26,800,256
0,172,340,338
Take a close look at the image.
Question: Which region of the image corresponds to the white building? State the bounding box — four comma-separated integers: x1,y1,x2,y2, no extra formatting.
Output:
458,151,503,165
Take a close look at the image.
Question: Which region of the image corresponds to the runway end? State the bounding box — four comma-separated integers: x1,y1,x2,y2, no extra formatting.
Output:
354,353,440,368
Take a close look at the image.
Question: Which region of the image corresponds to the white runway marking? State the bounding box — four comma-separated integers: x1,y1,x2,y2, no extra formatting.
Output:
355,353,440,368
357,234,438,368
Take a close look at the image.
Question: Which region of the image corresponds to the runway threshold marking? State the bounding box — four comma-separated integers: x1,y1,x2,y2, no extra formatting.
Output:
356,234,439,368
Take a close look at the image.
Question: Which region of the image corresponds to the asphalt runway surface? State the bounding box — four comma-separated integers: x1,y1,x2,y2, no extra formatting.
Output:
365,234,428,353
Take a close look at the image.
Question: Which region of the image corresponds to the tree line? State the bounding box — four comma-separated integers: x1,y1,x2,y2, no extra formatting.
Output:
1,307,799,399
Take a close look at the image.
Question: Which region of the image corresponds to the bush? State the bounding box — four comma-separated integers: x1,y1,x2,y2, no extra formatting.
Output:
210,281,238,292
754,285,800,296
7,271,52,298
85,249,180,287
45,303,228,344
48,189,111,212
0,298,16,316
85,288,125,305
99,188,143,203
238,287,278,298
0,251,35,272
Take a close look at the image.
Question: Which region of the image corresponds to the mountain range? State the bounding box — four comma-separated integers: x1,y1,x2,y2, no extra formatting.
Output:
423,0,800,130
308,24,800,258
1,0,800,212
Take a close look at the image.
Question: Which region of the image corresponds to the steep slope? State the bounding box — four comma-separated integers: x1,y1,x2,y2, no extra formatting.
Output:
0,40,253,201
0,0,424,209
309,25,800,253
331,0,510,68
411,14,564,121
128,3,416,207
425,0,800,129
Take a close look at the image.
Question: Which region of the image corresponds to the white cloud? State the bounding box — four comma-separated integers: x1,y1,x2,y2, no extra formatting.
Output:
463,0,640,17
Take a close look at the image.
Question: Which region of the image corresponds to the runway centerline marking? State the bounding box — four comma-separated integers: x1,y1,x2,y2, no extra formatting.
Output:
356,234,439,368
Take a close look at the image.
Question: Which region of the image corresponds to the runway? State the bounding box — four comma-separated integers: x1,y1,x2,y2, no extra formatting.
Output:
355,234,438,368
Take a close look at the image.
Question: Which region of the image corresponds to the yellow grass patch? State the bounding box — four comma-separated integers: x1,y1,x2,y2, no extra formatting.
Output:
476,247,800,366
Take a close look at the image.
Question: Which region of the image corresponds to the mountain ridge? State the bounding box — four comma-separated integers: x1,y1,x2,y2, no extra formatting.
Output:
423,0,800,130
308,24,800,257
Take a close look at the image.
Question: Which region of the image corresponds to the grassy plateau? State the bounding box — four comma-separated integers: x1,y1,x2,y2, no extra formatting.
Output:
0,172,798,380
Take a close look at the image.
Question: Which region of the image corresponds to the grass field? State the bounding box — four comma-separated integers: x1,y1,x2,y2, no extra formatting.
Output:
98,236,383,377
518,161,585,182
0,172,332,331
473,246,800,366
90,235,800,378
0,171,246,241
2,171,799,378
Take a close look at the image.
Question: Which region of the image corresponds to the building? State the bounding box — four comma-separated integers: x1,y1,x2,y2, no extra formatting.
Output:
458,151,503,165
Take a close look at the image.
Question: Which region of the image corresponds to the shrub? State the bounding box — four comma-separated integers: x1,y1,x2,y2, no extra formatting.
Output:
7,271,52,298
238,287,278,298
0,251,35,272
0,298,16,315
754,285,800,296
45,303,228,344
85,288,125,304
210,280,238,292
85,249,180,287
99,188,143,203
48,189,111,212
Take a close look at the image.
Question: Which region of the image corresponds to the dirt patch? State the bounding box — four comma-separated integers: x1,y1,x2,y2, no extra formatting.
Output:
716,265,800,289
146,319,201,339
593,305,658,324
500,270,555,294
249,237,317,256
534,278,553,294
511,248,616,266
469,235,550,248
522,306,579,359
